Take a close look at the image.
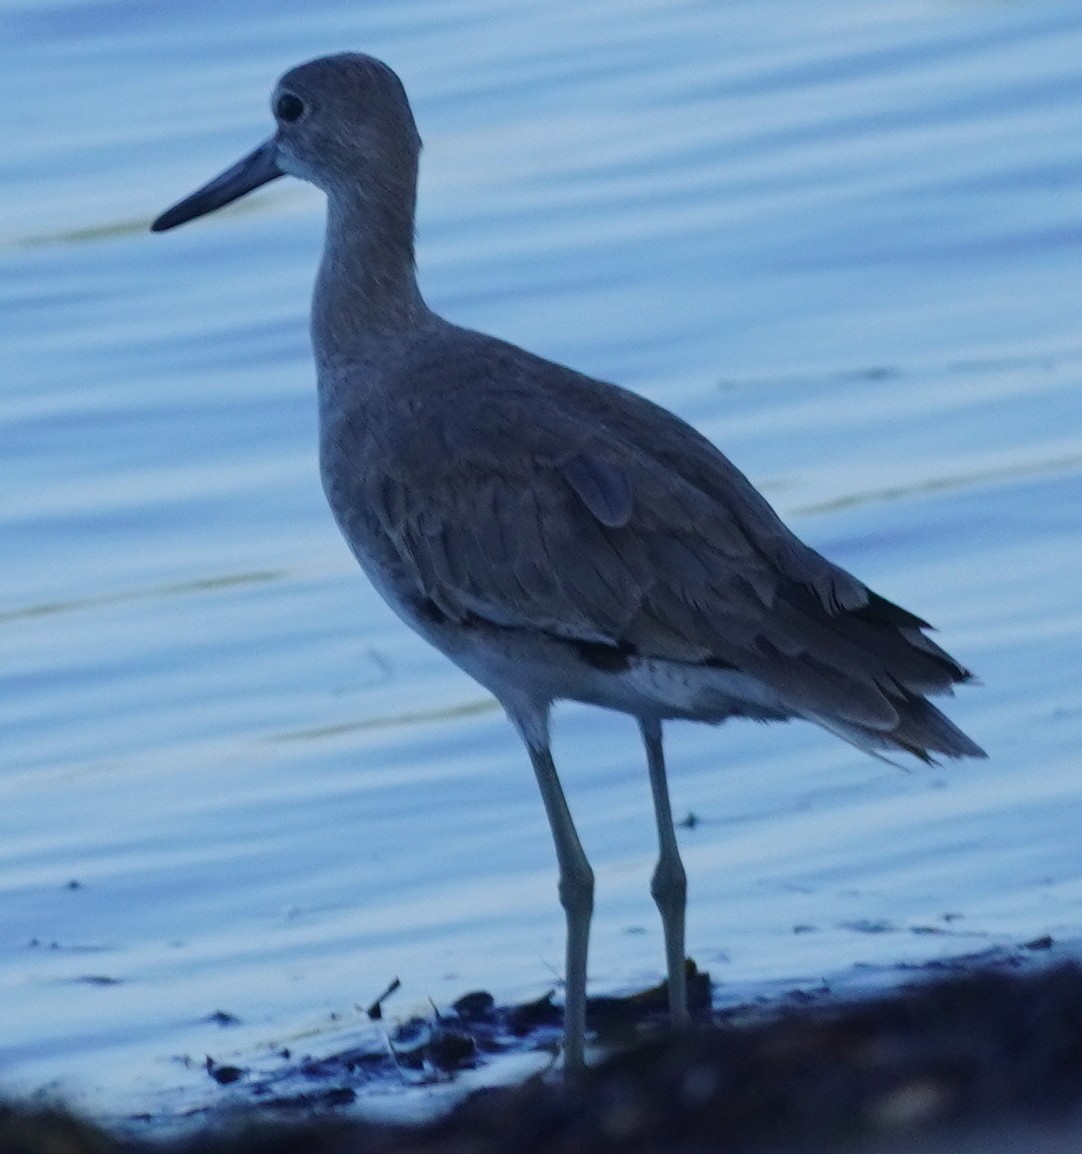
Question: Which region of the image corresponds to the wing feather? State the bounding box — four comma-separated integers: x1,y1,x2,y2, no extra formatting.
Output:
351,338,963,728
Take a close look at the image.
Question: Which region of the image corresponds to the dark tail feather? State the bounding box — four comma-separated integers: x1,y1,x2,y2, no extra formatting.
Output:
807,692,986,764
891,693,987,761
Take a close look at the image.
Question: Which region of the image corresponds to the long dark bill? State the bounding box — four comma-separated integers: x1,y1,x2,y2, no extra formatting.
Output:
151,137,283,232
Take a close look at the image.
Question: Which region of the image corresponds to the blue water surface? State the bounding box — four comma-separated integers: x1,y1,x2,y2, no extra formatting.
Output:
2,0,1081,1118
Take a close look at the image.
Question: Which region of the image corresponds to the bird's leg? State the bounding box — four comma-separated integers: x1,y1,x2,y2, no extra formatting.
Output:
639,716,690,1029
511,704,595,1069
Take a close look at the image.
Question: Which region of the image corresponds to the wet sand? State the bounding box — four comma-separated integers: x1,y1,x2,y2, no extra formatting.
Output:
7,950,1082,1153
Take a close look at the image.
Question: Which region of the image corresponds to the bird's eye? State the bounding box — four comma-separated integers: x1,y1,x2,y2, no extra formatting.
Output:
276,93,305,122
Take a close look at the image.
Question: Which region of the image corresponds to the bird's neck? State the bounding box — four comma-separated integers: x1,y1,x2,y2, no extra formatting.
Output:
311,190,426,367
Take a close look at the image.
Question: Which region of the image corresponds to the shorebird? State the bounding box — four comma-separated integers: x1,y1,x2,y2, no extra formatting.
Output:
152,53,985,1068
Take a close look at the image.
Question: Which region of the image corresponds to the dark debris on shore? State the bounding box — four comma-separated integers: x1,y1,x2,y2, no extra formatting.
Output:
7,956,1082,1153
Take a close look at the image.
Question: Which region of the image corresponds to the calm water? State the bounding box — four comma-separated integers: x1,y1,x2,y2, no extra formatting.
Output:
3,0,1082,1119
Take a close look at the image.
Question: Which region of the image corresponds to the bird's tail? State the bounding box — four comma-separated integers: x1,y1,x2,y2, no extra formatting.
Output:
807,690,986,765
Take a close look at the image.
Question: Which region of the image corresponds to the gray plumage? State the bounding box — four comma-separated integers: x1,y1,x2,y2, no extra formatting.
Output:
152,52,985,1069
